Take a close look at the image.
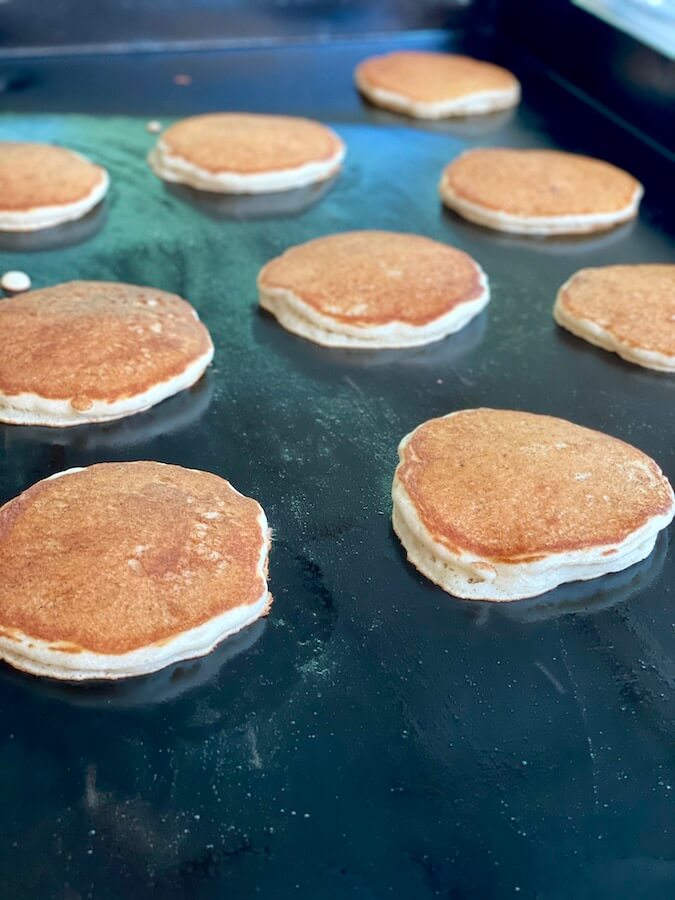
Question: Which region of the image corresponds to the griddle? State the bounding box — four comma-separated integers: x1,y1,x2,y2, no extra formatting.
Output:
0,30,674,900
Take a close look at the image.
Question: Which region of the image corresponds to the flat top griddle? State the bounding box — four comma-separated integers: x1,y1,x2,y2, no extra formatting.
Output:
0,34,673,900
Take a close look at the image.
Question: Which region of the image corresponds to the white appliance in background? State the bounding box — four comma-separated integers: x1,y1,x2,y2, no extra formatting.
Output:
574,0,675,58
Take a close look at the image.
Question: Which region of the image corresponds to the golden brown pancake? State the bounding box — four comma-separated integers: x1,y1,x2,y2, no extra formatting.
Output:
258,230,489,348
392,409,674,601
554,265,675,373
0,280,214,426
148,114,345,193
0,143,109,230
355,51,520,118
439,149,643,235
0,462,271,679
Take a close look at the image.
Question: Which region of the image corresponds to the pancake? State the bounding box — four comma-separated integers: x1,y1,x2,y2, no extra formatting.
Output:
148,113,345,194
392,409,674,601
0,462,271,680
554,265,675,373
0,142,109,232
258,231,489,348
355,51,520,119
0,280,214,426
439,149,642,235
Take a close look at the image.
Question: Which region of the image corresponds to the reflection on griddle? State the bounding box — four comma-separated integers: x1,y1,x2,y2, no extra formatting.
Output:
165,174,338,220
442,205,637,253
0,200,107,252
256,303,487,378
0,371,214,454
467,529,668,625
555,326,675,388
0,618,266,709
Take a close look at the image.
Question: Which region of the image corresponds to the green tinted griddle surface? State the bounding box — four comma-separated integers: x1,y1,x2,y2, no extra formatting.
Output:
0,50,674,900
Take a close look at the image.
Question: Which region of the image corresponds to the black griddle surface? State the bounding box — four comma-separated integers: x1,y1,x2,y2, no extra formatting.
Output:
0,36,674,900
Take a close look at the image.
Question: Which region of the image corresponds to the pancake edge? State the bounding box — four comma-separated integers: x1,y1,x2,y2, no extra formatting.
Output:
148,138,345,194
553,283,675,373
0,338,214,427
391,413,675,601
439,178,643,235
0,168,109,232
392,477,674,601
258,266,489,349
356,72,520,118
0,466,272,680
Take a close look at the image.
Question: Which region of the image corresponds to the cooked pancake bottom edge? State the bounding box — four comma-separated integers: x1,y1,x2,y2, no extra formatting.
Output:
439,180,642,235
0,590,271,680
554,298,675,373
0,171,109,232
149,141,345,193
258,277,489,349
392,479,671,601
357,76,519,118
553,267,675,372
0,345,213,427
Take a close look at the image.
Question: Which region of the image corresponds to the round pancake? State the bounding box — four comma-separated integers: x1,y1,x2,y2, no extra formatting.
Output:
0,280,214,426
0,142,109,232
0,462,271,680
355,51,520,118
258,230,489,348
554,265,675,373
148,113,345,193
439,149,642,235
392,409,674,601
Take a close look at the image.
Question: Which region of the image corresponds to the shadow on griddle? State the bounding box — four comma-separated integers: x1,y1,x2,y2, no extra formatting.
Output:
0,67,34,96
554,325,675,386
360,98,516,138
441,205,637,254
0,371,214,453
463,529,668,625
0,200,107,252
0,548,338,725
0,619,266,710
255,305,487,383
164,174,338,221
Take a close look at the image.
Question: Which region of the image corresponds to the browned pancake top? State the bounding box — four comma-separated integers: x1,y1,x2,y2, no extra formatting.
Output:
160,114,343,174
397,409,673,561
258,231,484,326
356,51,518,103
0,143,106,212
0,281,212,406
442,149,640,216
559,265,675,357
0,463,267,654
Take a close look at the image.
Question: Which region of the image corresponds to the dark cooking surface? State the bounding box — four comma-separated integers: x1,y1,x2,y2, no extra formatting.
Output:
0,37,674,900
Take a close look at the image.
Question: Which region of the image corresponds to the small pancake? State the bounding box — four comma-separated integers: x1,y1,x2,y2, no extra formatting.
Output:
0,142,109,232
0,280,214,426
258,230,489,348
392,409,674,601
440,149,642,235
148,113,345,194
355,51,520,118
554,265,675,373
0,462,271,680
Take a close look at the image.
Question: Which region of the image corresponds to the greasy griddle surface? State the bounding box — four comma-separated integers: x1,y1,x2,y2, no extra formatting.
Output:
0,39,673,900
